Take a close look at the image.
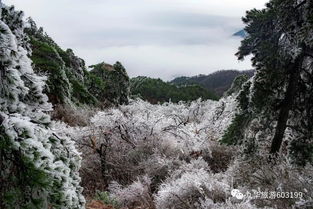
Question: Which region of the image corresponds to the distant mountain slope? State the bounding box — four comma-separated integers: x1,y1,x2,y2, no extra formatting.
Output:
171,70,255,97
131,76,218,104
233,29,248,38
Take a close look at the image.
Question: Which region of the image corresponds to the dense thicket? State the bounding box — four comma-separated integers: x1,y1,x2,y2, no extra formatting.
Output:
171,70,255,97
131,76,218,104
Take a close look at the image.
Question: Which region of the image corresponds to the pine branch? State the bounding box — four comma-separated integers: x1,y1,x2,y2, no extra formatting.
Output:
295,0,307,9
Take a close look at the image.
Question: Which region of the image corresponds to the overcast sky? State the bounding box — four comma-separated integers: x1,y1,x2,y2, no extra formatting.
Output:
5,0,267,80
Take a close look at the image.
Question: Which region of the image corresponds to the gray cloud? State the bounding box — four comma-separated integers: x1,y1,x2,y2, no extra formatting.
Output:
5,0,267,80
142,12,240,29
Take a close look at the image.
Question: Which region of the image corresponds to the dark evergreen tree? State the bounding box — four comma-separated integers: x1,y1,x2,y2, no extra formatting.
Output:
88,61,130,106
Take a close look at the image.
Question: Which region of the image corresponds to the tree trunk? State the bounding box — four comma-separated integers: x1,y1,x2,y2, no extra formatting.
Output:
270,56,303,154
97,144,108,186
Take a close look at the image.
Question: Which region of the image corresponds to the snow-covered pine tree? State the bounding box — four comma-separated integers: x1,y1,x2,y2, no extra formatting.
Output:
224,0,313,165
0,4,85,209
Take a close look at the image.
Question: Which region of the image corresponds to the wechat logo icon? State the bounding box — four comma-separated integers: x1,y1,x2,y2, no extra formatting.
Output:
231,189,244,200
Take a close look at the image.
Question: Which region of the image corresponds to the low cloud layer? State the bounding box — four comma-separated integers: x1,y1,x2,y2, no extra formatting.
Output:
5,0,267,80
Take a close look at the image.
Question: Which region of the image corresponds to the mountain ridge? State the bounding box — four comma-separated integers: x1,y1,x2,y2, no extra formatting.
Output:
171,69,255,97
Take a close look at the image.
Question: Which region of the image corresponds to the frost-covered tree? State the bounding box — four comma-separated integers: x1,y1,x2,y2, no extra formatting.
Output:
227,0,313,164
0,4,84,208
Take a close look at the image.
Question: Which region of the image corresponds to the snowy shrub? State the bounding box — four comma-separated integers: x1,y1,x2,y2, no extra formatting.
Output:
94,190,119,208
109,175,153,208
155,159,231,209
0,4,84,208
233,156,313,209
203,142,236,173
51,103,98,126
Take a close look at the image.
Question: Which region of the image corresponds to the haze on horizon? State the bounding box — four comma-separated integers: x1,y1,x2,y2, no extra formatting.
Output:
5,0,267,80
